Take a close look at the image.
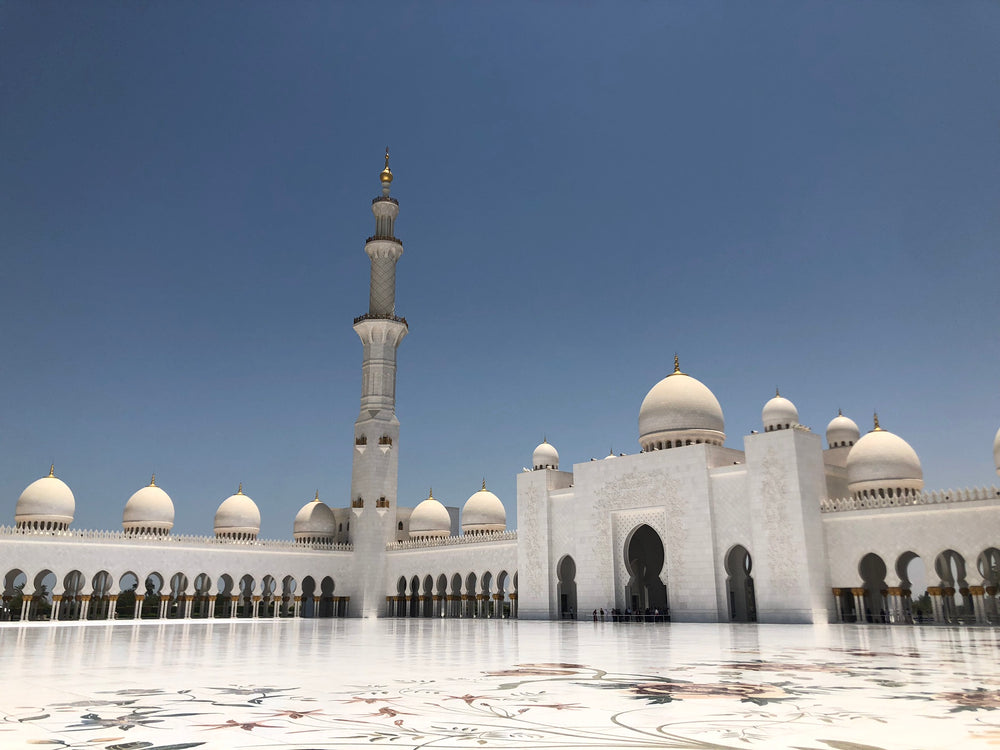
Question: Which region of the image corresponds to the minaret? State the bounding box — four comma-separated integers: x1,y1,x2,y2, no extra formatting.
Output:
350,149,409,617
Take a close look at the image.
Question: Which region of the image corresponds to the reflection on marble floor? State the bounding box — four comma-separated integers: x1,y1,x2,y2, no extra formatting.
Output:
1,620,999,749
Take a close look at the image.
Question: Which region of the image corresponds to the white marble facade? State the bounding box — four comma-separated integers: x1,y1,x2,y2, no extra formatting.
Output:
3,160,999,626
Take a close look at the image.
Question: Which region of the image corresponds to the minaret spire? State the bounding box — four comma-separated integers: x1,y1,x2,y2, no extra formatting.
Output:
350,151,410,618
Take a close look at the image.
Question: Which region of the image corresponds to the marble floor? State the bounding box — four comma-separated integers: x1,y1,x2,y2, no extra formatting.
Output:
1,619,998,749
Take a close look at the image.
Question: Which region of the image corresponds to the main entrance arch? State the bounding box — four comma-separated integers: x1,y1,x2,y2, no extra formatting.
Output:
624,524,668,618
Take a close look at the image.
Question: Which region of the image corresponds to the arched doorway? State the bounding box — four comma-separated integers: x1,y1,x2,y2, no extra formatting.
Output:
624,524,667,619
725,545,756,623
934,549,970,623
859,553,888,623
556,555,577,619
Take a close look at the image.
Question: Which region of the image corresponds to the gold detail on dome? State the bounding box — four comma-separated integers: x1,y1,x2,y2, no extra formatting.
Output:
314,490,320,503
49,464,55,478
149,474,156,487
838,408,843,416
380,147,393,184
428,487,434,499
237,482,244,495
873,412,883,431
481,478,487,491
776,387,780,397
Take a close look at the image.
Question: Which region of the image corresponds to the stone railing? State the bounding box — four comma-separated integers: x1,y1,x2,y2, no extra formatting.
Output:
366,235,402,246
353,312,408,327
0,526,353,552
387,530,517,551
372,196,398,206
821,486,1000,513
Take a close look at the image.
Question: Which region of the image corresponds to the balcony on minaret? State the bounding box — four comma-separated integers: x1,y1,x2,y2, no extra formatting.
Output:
378,435,393,454
351,497,364,517
355,436,367,454
353,312,408,326
375,496,390,516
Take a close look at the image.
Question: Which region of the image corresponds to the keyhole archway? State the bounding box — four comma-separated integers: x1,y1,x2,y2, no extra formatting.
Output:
624,524,668,617
725,545,756,622
556,555,577,619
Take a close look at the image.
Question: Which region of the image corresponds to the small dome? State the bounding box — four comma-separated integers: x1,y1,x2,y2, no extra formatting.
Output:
638,357,725,451
123,475,174,534
214,484,261,540
846,415,923,500
15,465,75,531
462,481,505,534
826,410,860,448
993,426,1000,477
532,439,559,470
409,490,451,538
294,491,336,542
762,390,798,432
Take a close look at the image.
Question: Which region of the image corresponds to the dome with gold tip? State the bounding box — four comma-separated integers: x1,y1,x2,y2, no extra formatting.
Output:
214,484,261,541
461,480,506,534
638,356,725,451
15,465,75,531
846,414,923,501
293,491,336,543
123,475,174,535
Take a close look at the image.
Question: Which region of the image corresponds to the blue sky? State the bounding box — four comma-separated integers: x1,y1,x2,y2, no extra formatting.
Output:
1,3,998,536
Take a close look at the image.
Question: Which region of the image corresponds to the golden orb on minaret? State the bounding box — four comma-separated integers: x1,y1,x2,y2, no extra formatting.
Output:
380,147,393,184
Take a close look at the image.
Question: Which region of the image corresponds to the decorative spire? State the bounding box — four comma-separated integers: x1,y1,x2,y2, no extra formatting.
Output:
428,487,434,499
672,354,682,374
873,412,882,431
48,463,55,478
838,408,843,416
149,473,156,487
481,478,487,491
380,147,393,185
237,482,244,495
776,387,780,397
314,490,320,502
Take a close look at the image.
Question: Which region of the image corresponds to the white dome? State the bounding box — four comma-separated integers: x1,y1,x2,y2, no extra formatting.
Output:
846,417,924,499
638,358,725,451
123,476,174,534
15,466,75,530
409,490,451,538
532,440,559,470
293,492,336,541
762,391,798,432
214,484,261,540
826,410,860,448
994,426,1000,477
461,482,506,534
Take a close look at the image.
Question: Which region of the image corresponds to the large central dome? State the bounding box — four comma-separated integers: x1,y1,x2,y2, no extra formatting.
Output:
638,357,725,451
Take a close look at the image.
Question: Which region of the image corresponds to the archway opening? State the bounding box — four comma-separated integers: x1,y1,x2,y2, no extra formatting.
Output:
725,545,756,623
859,553,888,623
556,555,577,619
624,524,668,620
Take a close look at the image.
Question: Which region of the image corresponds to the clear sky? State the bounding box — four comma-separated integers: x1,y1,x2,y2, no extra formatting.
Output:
1,2,998,537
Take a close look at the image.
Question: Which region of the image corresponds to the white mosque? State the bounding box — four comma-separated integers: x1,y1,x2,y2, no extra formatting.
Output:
3,154,999,626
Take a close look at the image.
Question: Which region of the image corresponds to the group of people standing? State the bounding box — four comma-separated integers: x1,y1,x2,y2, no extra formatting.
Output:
592,607,668,623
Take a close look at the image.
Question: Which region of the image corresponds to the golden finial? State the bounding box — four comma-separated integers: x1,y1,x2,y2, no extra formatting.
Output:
838,408,842,416
428,487,434,499
149,473,156,487
48,464,55,478
237,482,244,495
380,147,393,184
314,490,320,502
673,354,681,373
775,387,780,397
481,478,487,491
873,412,882,431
